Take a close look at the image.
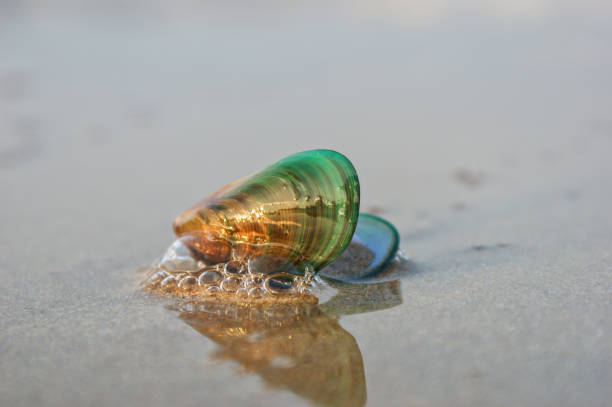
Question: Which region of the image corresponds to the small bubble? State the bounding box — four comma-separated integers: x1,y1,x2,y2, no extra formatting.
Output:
265,273,295,295
158,238,200,272
205,285,221,295
144,269,169,287
220,276,242,293
178,275,198,292
224,260,246,275
248,287,266,298
249,275,264,287
198,270,223,286
160,276,178,292
235,288,249,299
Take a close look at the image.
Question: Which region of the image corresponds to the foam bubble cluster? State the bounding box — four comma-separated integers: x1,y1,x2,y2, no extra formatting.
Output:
142,239,319,304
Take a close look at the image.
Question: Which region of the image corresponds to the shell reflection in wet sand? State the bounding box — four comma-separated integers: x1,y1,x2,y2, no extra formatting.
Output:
169,278,403,407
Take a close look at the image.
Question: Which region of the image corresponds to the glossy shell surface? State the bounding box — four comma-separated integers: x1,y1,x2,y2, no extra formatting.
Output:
320,213,400,281
173,149,360,273
350,214,400,277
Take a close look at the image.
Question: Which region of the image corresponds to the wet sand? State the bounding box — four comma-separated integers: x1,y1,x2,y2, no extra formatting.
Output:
1,3,611,406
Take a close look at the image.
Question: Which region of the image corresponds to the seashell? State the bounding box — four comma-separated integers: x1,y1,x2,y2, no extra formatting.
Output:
173,149,360,274
320,213,400,281
143,150,403,303
352,214,400,276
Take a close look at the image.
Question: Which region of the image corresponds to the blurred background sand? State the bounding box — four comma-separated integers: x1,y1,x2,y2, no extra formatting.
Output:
1,2,611,406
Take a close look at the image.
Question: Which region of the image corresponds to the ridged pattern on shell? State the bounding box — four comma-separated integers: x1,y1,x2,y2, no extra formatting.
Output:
173,150,360,272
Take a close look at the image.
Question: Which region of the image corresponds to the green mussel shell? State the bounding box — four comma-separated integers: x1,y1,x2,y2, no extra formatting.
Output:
173,149,361,273
321,213,400,281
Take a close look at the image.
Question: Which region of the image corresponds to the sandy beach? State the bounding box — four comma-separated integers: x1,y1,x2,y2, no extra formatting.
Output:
1,3,611,406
